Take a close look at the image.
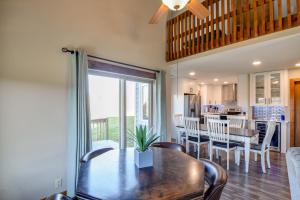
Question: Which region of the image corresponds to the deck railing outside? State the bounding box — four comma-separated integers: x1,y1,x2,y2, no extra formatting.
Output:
91,118,109,141
166,0,300,61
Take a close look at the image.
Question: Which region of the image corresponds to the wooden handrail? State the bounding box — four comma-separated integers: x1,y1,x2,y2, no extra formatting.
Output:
166,0,300,62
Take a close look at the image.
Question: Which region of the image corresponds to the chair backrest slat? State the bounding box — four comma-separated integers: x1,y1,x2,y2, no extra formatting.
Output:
174,114,183,126
205,114,220,124
207,119,230,143
184,117,200,139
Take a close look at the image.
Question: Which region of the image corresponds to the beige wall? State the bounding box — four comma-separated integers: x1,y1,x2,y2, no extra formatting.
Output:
0,0,166,199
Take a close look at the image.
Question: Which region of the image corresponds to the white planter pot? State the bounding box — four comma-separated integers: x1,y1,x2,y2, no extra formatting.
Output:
134,149,153,168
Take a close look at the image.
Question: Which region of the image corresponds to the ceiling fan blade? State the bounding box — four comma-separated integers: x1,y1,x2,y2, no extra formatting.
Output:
186,0,209,20
149,4,168,24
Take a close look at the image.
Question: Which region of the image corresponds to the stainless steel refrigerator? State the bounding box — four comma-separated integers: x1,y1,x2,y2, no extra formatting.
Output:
184,93,201,118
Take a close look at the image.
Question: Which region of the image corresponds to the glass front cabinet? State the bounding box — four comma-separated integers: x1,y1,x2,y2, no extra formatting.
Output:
250,70,288,106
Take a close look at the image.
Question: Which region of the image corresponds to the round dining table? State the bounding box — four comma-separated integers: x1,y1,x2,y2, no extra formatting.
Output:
76,147,205,200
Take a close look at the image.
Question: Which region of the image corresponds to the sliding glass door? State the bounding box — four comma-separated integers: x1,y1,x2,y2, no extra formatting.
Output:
89,73,153,150
88,75,120,150
126,81,152,147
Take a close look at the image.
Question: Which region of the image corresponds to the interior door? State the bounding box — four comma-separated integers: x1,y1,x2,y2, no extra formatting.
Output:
294,81,300,146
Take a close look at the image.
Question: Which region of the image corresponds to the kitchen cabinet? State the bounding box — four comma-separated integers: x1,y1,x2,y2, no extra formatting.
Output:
250,70,288,106
201,85,222,105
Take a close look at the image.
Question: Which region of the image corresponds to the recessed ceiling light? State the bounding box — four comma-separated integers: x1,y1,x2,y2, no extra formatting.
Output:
224,81,228,84
296,63,300,67
200,82,205,85
214,78,219,82
189,72,195,76
252,60,262,66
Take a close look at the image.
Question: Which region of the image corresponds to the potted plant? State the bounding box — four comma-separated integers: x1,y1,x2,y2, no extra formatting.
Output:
129,125,159,168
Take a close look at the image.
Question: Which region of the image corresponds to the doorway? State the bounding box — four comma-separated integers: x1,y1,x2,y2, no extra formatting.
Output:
290,79,300,147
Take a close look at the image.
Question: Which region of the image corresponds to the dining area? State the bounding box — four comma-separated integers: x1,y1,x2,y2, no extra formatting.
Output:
47,142,227,200
46,114,279,200
175,114,277,174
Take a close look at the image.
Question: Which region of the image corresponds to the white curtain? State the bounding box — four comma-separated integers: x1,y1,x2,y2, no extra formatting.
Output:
156,70,167,141
67,49,91,196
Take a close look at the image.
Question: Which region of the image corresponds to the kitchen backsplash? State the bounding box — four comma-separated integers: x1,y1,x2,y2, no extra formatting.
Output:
252,106,285,121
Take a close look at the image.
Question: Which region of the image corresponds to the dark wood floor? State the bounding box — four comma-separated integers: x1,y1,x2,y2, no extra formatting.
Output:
189,147,291,200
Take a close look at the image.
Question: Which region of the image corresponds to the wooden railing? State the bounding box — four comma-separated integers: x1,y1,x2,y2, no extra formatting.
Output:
91,118,109,141
166,0,300,61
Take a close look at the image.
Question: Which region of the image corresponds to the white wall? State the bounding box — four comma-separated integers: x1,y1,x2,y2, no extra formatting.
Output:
237,74,250,113
0,0,166,199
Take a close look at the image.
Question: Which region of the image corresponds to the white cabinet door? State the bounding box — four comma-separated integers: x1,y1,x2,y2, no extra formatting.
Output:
253,73,267,105
250,70,288,106
268,71,282,105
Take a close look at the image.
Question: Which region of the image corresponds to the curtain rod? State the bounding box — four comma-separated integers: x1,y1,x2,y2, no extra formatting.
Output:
61,48,160,73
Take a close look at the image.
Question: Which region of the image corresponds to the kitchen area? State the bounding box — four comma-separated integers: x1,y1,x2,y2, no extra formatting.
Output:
170,69,291,154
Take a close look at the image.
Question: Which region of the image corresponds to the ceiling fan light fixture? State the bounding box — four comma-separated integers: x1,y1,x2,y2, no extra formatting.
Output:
162,0,190,11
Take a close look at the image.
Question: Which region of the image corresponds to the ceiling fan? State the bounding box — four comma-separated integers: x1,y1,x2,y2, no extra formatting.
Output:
149,0,209,24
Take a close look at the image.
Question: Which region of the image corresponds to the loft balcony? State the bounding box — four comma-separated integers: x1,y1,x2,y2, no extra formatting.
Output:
166,0,300,61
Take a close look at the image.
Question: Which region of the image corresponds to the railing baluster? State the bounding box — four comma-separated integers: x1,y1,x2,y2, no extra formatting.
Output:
216,0,220,47
185,13,188,56
261,0,265,34
201,17,205,51
253,0,258,36
227,0,231,44
239,0,243,41
210,0,214,49
180,15,184,58
171,19,175,60
166,21,169,61
278,0,283,30
176,16,180,59
246,0,251,38
189,12,193,55
269,0,274,32
206,0,209,50
192,14,195,54
221,0,225,46
298,0,300,25
287,0,292,27
197,17,201,53
232,0,237,42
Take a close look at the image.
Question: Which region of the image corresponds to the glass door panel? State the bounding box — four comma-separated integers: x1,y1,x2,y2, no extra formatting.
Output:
270,73,281,104
88,75,120,150
255,74,265,104
126,81,151,147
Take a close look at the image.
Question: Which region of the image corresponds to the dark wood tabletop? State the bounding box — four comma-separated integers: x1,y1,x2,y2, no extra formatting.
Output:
76,148,205,200
176,124,258,138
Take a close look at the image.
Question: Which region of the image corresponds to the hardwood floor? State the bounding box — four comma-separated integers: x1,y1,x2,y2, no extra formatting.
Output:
188,147,291,200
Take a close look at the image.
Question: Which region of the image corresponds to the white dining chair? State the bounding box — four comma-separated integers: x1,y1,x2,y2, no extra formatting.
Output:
227,115,246,129
184,117,209,159
207,119,239,170
204,114,220,124
174,114,184,144
236,120,276,173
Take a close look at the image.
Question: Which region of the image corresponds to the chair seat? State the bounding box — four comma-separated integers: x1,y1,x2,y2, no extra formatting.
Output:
188,136,210,143
250,144,263,151
212,141,239,149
